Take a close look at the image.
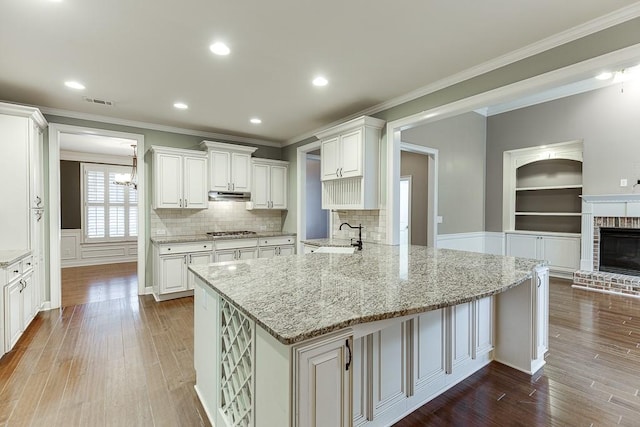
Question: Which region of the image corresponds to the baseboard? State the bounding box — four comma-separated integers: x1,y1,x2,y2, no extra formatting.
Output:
61,257,137,268
145,286,154,295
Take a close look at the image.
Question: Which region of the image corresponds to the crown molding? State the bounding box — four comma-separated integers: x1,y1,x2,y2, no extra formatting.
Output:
0,101,48,128
38,106,283,148
283,3,640,146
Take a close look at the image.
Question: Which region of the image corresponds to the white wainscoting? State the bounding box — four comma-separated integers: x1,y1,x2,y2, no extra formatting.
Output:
436,232,505,255
61,229,137,267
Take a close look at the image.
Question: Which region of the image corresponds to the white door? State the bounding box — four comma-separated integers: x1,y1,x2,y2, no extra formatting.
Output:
215,250,236,262
541,235,580,271
21,274,35,328
279,246,295,256
251,163,270,209
183,156,208,208
321,137,340,181
155,152,183,208
231,152,251,192
238,247,257,260
400,177,411,246
159,255,187,294
6,280,23,350
269,165,288,209
187,252,213,289
352,337,368,426
506,234,540,259
296,337,352,427
209,150,231,191
258,246,277,259
339,129,362,178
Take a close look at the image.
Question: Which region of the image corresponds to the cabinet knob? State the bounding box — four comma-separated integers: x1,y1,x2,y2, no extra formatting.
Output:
13,270,19,273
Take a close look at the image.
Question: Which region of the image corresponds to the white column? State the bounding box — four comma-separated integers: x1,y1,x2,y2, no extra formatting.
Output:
580,200,594,271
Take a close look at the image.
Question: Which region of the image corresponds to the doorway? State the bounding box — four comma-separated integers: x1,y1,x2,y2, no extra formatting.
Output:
49,124,147,308
399,176,411,245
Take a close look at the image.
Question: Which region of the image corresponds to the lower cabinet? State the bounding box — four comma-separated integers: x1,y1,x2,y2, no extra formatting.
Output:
3,256,38,353
153,241,213,301
506,232,580,278
258,236,296,258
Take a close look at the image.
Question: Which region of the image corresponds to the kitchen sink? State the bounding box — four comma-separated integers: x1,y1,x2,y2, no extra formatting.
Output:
314,246,356,254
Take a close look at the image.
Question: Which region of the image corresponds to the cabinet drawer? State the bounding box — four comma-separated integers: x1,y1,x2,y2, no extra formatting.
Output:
21,256,34,273
6,261,21,283
259,236,295,247
215,238,258,250
158,242,213,255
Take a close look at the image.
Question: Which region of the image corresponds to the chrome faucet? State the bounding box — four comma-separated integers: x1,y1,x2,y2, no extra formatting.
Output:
339,222,363,251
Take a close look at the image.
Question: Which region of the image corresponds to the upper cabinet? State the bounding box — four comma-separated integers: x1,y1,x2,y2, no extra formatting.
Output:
315,116,385,210
249,158,288,210
151,146,208,209
200,141,257,192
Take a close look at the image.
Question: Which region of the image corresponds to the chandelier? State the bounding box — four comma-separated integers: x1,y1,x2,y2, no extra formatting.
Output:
113,144,138,189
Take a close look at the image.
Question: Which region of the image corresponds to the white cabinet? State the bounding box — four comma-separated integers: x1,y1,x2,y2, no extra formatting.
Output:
151,146,208,209
410,309,446,403
152,241,213,300
315,116,385,210
258,236,296,258
506,232,580,278
474,296,494,358
214,238,259,262
535,267,549,359
2,255,38,354
201,141,257,192
371,322,406,419
250,158,288,210
294,332,352,427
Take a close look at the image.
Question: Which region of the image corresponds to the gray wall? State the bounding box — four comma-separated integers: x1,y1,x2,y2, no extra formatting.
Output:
282,17,640,235
60,160,81,229
401,112,486,235
400,151,429,245
485,83,640,231
305,157,328,239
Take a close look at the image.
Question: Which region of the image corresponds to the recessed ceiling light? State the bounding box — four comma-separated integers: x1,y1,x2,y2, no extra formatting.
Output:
209,42,230,56
250,118,262,124
64,81,85,90
312,76,328,87
173,102,189,110
595,72,613,80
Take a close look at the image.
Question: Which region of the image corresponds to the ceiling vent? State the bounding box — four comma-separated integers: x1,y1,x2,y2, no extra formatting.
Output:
83,97,114,106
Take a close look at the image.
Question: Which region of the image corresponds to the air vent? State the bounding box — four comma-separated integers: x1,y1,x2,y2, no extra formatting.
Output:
83,97,114,106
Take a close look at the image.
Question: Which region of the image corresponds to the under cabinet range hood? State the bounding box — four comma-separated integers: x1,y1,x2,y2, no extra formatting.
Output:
208,191,251,202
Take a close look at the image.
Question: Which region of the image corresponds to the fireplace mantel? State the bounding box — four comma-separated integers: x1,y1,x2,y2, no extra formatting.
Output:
582,194,640,203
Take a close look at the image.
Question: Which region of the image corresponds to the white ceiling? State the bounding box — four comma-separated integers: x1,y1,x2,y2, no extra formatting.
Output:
1,1,639,144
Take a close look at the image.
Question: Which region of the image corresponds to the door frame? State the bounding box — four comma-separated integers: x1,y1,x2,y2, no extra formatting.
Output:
48,123,146,309
296,140,328,253
400,175,412,245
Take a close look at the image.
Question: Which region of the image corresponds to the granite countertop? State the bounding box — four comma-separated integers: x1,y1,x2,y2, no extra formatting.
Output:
190,245,546,345
151,231,296,245
0,250,31,268
301,238,354,248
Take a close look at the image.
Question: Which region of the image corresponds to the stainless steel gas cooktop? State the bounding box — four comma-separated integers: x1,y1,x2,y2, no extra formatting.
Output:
206,230,257,237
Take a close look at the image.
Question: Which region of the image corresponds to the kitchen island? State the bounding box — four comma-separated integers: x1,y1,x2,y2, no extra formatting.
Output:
190,244,548,427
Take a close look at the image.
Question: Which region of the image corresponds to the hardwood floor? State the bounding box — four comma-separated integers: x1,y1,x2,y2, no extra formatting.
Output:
2,276,640,426
61,262,138,307
394,279,640,427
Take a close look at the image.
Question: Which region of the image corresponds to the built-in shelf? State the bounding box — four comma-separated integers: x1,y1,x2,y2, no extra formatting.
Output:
516,184,583,191
515,212,582,216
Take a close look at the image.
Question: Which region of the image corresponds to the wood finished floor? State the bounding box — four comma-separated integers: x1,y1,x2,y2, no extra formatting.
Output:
2,268,640,426
61,262,138,307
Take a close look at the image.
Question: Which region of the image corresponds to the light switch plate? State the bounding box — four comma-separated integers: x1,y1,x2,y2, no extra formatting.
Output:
437,216,443,224
621,178,628,187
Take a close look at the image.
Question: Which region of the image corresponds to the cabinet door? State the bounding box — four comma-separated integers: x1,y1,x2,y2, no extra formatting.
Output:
258,246,277,259
215,250,236,262
155,152,183,208
296,336,351,427
534,267,549,359
238,247,257,260
269,165,288,209
159,255,188,294
21,274,35,328
450,302,472,371
541,236,580,272
183,156,208,209
5,279,23,351
209,150,231,191
412,309,446,396
231,152,251,192
321,137,340,181
506,234,540,259
339,129,363,178
474,297,494,358
187,252,213,289
279,245,295,256
372,322,406,417
251,163,270,209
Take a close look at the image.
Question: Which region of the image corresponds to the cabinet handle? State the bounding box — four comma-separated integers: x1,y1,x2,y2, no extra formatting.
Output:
537,275,542,288
340,167,343,177
345,339,352,371
35,196,42,207
232,183,235,191
183,256,187,265
13,269,19,274
179,199,183,208
189,254,192,263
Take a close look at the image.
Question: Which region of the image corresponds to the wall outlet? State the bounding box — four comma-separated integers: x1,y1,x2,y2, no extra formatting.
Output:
156,229,166,235
620,178,628,187
437,216,443,224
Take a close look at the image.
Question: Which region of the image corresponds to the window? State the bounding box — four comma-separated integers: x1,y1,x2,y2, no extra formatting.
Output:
82,163,138,242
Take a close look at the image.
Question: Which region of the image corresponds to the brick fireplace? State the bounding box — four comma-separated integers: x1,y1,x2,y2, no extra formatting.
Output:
574,195,640,297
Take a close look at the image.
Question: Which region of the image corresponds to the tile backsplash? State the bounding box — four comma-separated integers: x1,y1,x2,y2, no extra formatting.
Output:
331,210,386,243
151,202,283,236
